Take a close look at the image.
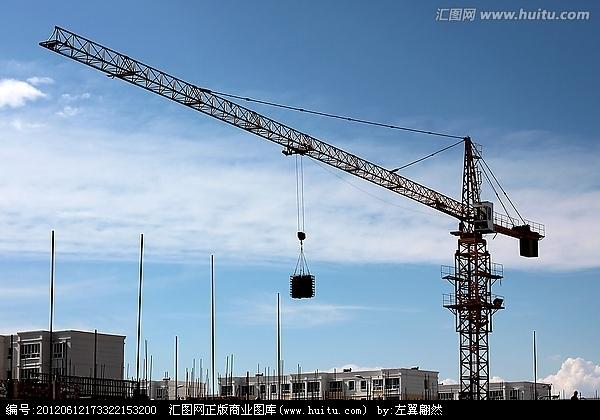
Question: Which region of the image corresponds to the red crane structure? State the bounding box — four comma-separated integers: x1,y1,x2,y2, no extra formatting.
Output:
40,26,544,400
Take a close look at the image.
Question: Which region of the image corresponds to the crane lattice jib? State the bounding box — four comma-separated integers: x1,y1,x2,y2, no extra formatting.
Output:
40,26,543,241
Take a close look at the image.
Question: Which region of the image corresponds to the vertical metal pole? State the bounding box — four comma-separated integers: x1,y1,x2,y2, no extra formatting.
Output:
145,339,148,393
192,358,195,398
65,340,68,376
94,329,98,379
49,230,55,379
211,254,215,398
199,358,203,398
225,355,229,397
8,334,14,399
93,329,98,397
149,355,153,399
136,233,144,392
175,335,178,400
277,293,281,400
9,334,13,380
533,330,537,400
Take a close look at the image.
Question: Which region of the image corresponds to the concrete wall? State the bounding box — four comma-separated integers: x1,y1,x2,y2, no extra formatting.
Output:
68,331,124,379
399,370,438,399
0,335,8,380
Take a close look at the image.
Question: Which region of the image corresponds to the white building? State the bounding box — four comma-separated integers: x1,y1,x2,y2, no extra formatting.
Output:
145,378,206,400
0,330,125,381
438,381,552,400
219,367,438,400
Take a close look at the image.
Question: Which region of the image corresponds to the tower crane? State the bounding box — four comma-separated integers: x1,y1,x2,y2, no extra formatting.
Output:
40,26,544,400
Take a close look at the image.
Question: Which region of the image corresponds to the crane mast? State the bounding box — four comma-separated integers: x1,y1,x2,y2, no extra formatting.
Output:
441,137,506,399
40,26,544,400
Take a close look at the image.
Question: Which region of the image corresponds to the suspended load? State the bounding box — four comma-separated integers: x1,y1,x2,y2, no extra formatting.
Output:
290,231,315,299
290,155,315,299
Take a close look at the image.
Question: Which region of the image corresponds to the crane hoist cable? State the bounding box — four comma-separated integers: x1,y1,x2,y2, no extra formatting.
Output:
295,154,306,241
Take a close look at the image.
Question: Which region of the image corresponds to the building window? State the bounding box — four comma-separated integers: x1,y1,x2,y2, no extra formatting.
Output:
307,381,320,393
439,392,454,400
241,385,255,396
259,384,266,395
372,379,383,391
360,380,367,391
20,343,41,359
509,389,520,400
292,382,305,394
20,367,39,380
348,380,355,391
270,384,277,394
489,390,504,400
53,342,66,359
221,385,233,396
329,381,342,392
386,378,400,390
281,384,290,394
156,387,166,399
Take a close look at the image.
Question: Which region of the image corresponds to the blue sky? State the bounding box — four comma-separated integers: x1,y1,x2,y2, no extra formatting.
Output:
1,1,599,395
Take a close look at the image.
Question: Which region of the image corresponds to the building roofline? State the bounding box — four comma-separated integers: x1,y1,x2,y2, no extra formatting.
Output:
220,367,440,381
15,329,126,338
439,380,551,387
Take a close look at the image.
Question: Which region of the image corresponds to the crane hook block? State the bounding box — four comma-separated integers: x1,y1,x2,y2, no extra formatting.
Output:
297,231,306,241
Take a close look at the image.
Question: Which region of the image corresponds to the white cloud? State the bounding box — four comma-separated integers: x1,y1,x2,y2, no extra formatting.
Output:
0,121,449,264
0,79,45,108
26,76,54,86
0,277,127,301
439,376,505,385
56,105,79,117
0,114,597,271
0,285,48,299
225,297,375,328
542,357,600,398
282,302,373,328
61,92,90,101
8,118,44,131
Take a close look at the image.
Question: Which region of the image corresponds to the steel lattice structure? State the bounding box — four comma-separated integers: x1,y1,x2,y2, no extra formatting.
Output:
40,26,544,399
440,138,506,399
